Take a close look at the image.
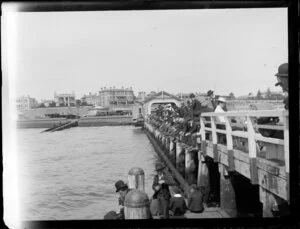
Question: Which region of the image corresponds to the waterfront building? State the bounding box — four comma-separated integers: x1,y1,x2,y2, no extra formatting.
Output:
54,92,76,107
132,101,144,119
84,92,101,106
137,91,146,102
98,87,134,107
16,95,39,110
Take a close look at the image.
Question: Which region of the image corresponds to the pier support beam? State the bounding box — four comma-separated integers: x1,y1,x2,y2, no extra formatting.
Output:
259,187,288,217
176,141,185,177
219,164,237,217
185,148,197,185
197,156,210,203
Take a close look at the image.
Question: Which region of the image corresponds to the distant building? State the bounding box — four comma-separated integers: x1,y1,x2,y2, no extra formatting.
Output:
54,92,76,107
137,91,146,101
41,99,56,107
98,87,134,107
84,92,101,106
16,95,38,110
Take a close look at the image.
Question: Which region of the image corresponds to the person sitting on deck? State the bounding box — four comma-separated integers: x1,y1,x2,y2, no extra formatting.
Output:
187,184,204,213
169,186,187,218
115,180,131,220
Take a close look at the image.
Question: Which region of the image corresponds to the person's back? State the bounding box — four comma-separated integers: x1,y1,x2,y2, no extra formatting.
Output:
188,185,204,213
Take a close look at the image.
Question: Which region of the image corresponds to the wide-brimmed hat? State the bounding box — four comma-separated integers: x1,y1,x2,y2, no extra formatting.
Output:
155,163,166,172
115,180,128,192
217,97,226,103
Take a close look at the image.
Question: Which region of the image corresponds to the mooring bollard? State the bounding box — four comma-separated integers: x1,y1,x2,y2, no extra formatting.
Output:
124,189,151,219
128,167,145,192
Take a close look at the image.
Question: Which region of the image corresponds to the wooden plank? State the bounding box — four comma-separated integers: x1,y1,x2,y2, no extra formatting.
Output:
225,117,234,171
283,115,289,203
255,134,285,145
246,116,258,184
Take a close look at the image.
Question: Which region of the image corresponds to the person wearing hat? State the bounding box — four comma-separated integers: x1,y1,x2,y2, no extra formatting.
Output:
189,93,202,119
214,97,227,144
152,163,176,219
187,184,204,213
115,180,131,220
214,97,227,123
199,90,217,112
169,186,187,218
274,62,288,110
256,63,289,140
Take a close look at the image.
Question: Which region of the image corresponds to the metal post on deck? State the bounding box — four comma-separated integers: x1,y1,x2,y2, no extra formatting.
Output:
128,167,145,192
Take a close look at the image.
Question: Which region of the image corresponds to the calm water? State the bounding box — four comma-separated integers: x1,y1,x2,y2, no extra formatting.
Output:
16,126,160,220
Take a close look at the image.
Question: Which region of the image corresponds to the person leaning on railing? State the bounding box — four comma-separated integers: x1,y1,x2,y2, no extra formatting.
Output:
214,97,227,144
257,63,288,140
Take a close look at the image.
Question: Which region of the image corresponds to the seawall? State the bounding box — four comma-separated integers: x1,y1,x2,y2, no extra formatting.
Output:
17,116,133,129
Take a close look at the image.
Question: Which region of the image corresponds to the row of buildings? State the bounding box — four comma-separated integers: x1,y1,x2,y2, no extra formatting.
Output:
16,87,284,111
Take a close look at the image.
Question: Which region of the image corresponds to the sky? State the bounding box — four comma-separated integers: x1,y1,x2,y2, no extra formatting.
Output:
3,7,288,101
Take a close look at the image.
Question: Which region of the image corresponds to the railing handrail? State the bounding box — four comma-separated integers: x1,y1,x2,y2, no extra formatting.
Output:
201,109,288,117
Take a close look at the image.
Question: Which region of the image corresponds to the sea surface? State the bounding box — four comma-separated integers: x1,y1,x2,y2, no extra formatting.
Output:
16,126,160,220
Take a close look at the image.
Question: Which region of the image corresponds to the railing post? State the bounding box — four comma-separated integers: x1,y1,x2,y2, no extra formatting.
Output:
211,116,218,162
283,113,289,203
246,115,258,185
200,117,206,157
225,116,235,171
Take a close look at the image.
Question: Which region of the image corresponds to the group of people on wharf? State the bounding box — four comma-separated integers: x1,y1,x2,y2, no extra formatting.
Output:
104,162,205,220
103,62,289,220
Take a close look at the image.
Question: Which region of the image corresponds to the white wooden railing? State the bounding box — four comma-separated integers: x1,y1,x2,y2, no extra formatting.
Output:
199,110,289,180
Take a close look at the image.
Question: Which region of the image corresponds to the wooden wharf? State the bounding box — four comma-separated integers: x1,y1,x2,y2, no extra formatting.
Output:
144,109,289,218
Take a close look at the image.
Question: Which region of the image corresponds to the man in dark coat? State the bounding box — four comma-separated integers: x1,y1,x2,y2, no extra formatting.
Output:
115,180,131,220
190,93,202,118
187,184,204,213
152,163,176,219
257,63,289,139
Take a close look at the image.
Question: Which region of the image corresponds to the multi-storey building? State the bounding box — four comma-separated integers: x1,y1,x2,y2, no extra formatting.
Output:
54,92,76,107
98,87,134,107
137,91,146,102
84,92,101,106
16,95,38,110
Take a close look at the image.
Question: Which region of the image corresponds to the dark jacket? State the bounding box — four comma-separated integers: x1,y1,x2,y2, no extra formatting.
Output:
187,190,204,212
169,195,187,216
191,99,202,117
152,174,175,200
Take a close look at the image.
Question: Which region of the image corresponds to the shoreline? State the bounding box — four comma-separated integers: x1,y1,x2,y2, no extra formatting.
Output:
16,116,134,129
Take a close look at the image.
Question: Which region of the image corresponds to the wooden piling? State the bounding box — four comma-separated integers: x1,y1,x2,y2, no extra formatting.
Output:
124,189,151,219
169,139,176,165
176,141,185,177
128,167,145,192
219,164,237,217
185,148,197,185
197,156,210,203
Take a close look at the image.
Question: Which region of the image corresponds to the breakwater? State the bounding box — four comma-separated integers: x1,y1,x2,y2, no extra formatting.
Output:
16,116,133,129
144,108,289,217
